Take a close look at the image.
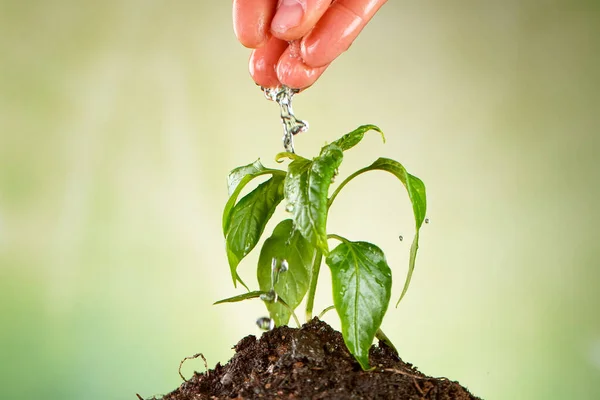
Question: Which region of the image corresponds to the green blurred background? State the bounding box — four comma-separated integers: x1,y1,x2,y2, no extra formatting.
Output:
1,1,599,399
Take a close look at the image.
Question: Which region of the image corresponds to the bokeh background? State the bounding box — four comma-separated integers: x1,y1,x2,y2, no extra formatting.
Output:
1,1,599,399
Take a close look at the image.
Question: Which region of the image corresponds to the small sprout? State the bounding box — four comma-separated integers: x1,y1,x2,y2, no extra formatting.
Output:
256,317,275,331
222,124,427,370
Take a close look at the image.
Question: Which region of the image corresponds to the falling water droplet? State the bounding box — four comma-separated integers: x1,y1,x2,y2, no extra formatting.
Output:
424,218,430,224
262,85,308,153
256,317,275,331
398,235,403,242
285,203,295,213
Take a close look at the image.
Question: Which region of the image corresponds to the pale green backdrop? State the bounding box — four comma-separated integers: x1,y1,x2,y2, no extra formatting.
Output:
1,1,599,399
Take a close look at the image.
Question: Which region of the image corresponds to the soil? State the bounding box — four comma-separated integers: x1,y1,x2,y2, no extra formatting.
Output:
145,318,481,400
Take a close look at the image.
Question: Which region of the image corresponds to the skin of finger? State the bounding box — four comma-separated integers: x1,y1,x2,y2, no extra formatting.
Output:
276,43,329,89
249,36,288,87
300,0,387,67
271,0,332,41
233,0,277,48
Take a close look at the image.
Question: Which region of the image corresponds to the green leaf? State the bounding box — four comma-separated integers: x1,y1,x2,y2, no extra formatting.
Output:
257,219,315,326
328,124,385,152
326,239,392,370
223,160,284,235
225,175,285,287
213,291,264,305
275,151,304,163
284,146,343,254
360,157,427,306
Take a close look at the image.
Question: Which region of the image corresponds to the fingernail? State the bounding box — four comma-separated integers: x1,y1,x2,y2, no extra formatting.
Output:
272,0,305,34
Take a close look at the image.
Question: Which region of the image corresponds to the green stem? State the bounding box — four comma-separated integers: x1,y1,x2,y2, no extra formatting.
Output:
328,166,370,208
327,233,347,243
375,328,398,355
317,305,335,319
277,298,301,328
305,250,323,322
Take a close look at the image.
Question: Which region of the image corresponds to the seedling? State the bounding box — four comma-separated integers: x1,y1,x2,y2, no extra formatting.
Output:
216,125,427,370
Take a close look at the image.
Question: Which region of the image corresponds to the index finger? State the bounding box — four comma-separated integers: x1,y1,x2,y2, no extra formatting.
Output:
233,0,277,48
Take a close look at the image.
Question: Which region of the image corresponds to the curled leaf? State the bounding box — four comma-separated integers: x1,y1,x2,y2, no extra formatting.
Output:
328,124,385,153
225,175,285,288
223,160,284,235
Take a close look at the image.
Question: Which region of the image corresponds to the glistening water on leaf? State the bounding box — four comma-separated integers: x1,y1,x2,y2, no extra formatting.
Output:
225,175,285,288
223,160,285,235
326,238,392,370
220,124,427,371
257,219,315,326
283,145,343,254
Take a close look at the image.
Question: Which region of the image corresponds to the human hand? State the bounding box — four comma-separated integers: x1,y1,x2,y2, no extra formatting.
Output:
233,0,387,90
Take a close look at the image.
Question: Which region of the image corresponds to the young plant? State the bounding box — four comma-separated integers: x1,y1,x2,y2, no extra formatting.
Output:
216,125,427,370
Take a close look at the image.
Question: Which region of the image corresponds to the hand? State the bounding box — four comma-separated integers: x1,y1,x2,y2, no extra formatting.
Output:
233,0,387,90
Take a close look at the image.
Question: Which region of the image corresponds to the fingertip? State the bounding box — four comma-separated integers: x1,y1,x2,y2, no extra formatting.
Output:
249,36,288,88
276,45,328,89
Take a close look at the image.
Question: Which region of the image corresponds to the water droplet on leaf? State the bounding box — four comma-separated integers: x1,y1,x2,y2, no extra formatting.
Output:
280,259,289,273
285,203,295,213
260,290,276,303
256,317,275,331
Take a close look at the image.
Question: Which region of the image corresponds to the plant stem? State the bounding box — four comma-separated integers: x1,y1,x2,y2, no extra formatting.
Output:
328,166,370,208
317,305,335,319
327,233,347,243
305,250,323,322
375,328,399,355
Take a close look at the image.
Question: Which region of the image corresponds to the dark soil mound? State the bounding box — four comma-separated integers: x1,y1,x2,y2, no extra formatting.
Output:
147,318,481,400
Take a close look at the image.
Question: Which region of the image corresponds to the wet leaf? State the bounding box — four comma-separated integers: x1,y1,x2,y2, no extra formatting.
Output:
257,220,315,326
213,291,264,305
326,239,392,370
223,160,284,235
328,124,385,152
284,146,343,254
225,175,285,288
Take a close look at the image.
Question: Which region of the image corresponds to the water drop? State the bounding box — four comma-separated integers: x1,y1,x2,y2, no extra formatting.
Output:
260,290,276,303
424,218,430,224
256,317,275,331
285,203,295,213
398,235,403,242
280,259,289,273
